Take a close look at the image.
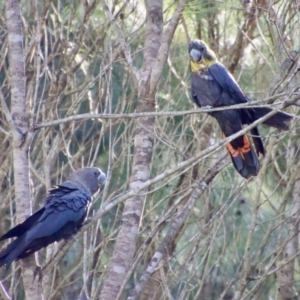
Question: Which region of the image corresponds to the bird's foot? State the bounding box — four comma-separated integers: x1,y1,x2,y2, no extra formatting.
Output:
202,105,213,110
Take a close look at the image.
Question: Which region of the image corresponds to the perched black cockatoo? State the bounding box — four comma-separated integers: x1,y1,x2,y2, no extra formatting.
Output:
0,167,106,267
189,39,292,179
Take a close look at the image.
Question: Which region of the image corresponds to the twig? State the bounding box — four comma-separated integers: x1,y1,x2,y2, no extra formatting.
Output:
149,0,188,93
41,240,70,276
34,93,298,129
115,183,202,300
0,281,11,300
41,101,293,275
100,0,140,82
0,89,13,126
127,156,228,299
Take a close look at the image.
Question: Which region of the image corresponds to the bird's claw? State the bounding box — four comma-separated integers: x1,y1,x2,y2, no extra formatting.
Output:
202,105,213,110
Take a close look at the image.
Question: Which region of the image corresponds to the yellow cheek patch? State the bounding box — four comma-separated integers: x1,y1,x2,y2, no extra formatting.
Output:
190,61,207,72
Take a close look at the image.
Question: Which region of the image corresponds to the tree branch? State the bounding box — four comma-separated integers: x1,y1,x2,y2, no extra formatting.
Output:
34,93,298,129
128,156,228,299
101,0,140,83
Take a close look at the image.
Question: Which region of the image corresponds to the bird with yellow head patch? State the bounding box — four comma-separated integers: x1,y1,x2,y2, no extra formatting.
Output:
188,39,292,179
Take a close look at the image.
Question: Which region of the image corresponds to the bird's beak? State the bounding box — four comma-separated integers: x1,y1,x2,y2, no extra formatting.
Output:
98,172,106,184
190,49,201,62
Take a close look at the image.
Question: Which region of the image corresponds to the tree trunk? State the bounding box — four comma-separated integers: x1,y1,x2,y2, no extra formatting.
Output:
5,0,42,299
99,1,163,299
140,118,214,300
277,169,300,300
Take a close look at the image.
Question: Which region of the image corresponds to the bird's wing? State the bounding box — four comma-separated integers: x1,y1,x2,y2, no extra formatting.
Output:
0,208,45,242
25,186,91,241
208,62,249,104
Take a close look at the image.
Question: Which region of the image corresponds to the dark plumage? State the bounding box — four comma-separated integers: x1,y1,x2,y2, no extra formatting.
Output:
189,39,293,179
0,167,106,267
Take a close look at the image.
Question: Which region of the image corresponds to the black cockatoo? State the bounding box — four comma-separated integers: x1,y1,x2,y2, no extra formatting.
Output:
0,167,106,267
189,39,292,178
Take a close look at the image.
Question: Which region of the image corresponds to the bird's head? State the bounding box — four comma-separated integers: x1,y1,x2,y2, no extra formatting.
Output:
70,167,106,196
188,39,217,72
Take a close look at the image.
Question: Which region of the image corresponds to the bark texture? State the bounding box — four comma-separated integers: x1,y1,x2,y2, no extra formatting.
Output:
139,118,214,300
129,156,228,299
277,178,300,300
5,0,41,299
99,1,163,299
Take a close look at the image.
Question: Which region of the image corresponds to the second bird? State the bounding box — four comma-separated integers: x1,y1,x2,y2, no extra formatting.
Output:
189,39,293,179
0,167,106,268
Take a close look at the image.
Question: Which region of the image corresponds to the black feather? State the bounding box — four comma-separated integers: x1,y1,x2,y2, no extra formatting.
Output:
0,167,105,268
253,107,293,130
189,39,293,178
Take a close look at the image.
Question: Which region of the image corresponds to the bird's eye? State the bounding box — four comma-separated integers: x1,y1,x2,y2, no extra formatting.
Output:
199,46,204,52
94,170,100,177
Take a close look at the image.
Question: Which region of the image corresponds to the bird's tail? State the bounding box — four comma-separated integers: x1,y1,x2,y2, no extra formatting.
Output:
0,237,27,268
252,107,293,130
225,135,260,179
250,127,265,156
